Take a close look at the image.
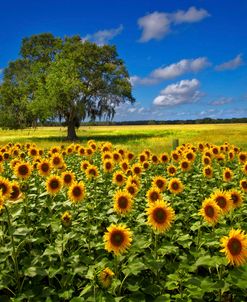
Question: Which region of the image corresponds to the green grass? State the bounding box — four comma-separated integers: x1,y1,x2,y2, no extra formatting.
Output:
0,123,246,153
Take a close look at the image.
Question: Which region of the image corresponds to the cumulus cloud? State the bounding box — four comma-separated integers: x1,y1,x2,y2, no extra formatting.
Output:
215,54,244,71
210,97,233,106
131,57,210,86
82,25,123,45
153,79,203,106
138,6,210,42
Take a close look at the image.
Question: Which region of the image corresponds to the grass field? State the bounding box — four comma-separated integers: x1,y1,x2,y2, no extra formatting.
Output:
0,124,246,153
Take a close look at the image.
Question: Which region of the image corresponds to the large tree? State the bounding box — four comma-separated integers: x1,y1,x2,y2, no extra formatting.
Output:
0,33,134,139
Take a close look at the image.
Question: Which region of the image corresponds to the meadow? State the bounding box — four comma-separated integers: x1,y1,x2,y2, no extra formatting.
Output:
0,123,246,153
0,123,246,301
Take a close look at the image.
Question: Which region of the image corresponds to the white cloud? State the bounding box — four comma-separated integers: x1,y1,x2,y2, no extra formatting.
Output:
153,79,203,106
0,68,3,74
173,6,210,24
82,25,123,45
131,57,210,86
215,54,244,71
138,6,210,42
210,97,233,106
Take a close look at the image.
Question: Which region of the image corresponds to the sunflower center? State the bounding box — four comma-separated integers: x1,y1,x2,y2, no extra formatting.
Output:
225,172,231,178
42,163,49,172
31,149,37,156
187,153,193,160
153,208,166,223
51,180,59,189
140,155,145,162
227,238,242,255
182,162,188,169
122,163,128,170
134,167,141,174
242,181,247,189
205,168,211,175
89,169,96,176
173,154,178,160
156,180,164,188
64,174,72,183
111,231,124,246
116,174,123,182
72,187,82,197
150,191,159,201
105,162,112,169
10,186,20,199
0,183,7,194
118,196,128,209
231,194,239,204
204,158,210,164
53,157,60,165
205,205,215,218
152,156,158,162
216,196,226,208
171,182,179,190
169,167,175,174
127,186,135,194
19,165,28,175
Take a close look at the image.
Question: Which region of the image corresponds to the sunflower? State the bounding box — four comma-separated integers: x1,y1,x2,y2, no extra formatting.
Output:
171,151,180,162
203,165,213,178
180,159,191,172
103,160,114,173
211,146,219,156
98,268,114,289
104,224,132,255
146,186,162,204
202,156,211,166
132,163,142,176
228,151,235,160
151,155,159,164
0,163,3,174
51,153,64,169
37,160,52,177
167,165,177,176
85,165,99,180
127,152,135,161
0,177,12,199
147,200,175,233
81,160,91,172
240,179,247,192
102,143,112,153
78,147,85,156
211,190,232,214
0,192,4,211
139,153,147,163
68,182,86,203
125,183,138,196
10,159,20,170
229,190,243,208
168,178,184,194
238,152,247,164
61,171,75,187
46,175,62,195
112,170,126,186
3,152,10,161
120,160,129,172
160,153,169,164
220,229,247,266
14,162,32,180
28,147,38,157
242,162,247,175
50,146,61,154
61,211,72,227
152,176,167,192
185,151,196,162
113,190,133,214
223,168,233,182
85,147,94,157
9,182,22,201
199,198,221,225
126,175,140,189
142,161,150,170
102,151,112,161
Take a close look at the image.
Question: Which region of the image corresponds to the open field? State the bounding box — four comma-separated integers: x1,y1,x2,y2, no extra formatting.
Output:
0,124,246,153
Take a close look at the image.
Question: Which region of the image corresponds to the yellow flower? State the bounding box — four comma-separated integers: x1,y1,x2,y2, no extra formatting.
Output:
85,165,99,179
125,183,138,196
14,162,33,180
147,200,175,233
146,186,162,204
167,165,177,176
61,171,75,187
180,159,191,172
98,268,114,288
203,165,213,178
104,224,132,255
68,182,86,203
46,175,62,195
131,163,142,176
81,160,91,171
242,162,247,175
168,178,184,194
0,177,12,199
113,190,133,214
229,190,243,208
238,152,247,164
220,229,247,266
211,190,232,214
223,168,233,182
9,181,22,201
199,198,221,225
152,176,167,192
112,170,126,186
37,160,51,177
61,211,72,227
103,160,114,173
160,152,169,164
240,179,247,192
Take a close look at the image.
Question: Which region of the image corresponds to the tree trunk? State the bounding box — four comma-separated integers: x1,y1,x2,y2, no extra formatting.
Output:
67,120,78,140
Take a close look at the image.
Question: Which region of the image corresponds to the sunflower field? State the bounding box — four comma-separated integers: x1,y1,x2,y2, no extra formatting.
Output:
0,141,247,302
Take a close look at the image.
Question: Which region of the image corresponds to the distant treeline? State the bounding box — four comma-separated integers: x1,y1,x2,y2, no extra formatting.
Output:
42,117,247,126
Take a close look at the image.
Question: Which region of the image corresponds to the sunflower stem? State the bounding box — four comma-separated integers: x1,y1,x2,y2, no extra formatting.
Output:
4,204,21,293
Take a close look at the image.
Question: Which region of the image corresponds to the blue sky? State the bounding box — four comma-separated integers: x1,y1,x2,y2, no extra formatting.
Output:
0,0,247,121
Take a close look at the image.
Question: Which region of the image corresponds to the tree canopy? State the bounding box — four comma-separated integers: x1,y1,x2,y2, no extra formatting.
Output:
0,33,135,139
